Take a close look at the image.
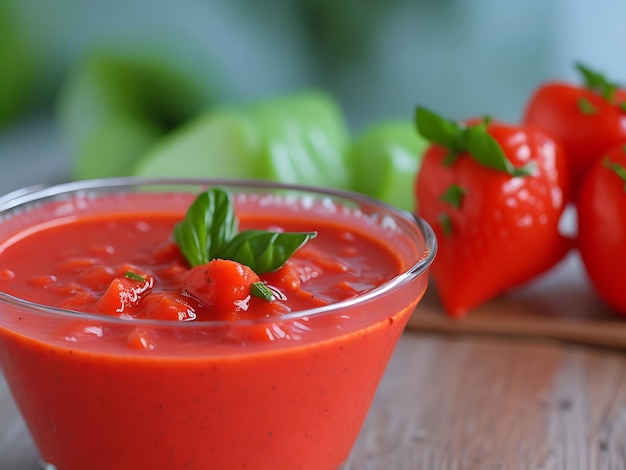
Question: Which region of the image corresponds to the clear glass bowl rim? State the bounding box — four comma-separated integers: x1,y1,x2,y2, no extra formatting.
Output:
0,176,437,328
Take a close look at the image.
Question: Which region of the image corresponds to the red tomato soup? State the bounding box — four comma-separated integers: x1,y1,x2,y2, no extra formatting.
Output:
0,182,434,470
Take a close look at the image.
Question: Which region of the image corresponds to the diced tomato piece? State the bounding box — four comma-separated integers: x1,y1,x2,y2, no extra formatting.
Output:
246,296,291,317
182,259,260,313
261,261,302,291
335,280,359,295
149,240,185,264
156,262,188,284
114,263,150,279
0,268,15,280
297,246,348,273
340,246,359,257
224,324,274,344
312,257,349,273
98,276,153,315
226,319,309,344
58,322,105,343
86,244,115,256
56,257,98,272
291,290,329,307
127,328,157,350
140,292,197,321
57,291,98,311
77,265,115,290
28,275,57,288
46,281,85,297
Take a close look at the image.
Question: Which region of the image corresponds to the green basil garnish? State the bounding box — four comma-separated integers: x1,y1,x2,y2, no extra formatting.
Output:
251,282,276,302
174,188,317,274
217,229,317,274
173,189,238,267
125,271,146,282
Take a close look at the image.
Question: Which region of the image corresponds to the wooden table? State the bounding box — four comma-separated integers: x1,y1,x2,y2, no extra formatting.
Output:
351,332,626,470
2,243,626,469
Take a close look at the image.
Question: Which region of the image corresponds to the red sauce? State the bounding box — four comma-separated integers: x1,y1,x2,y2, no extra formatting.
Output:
0,191,429,470
0,213,399,322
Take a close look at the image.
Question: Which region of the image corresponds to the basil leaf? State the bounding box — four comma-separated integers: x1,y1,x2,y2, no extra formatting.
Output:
217,230,317,274
174,189,318,279
173,188,238,266
251,282,276,302
125,271,146,282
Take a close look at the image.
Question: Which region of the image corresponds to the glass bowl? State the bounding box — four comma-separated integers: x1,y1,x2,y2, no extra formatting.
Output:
0,177,436,470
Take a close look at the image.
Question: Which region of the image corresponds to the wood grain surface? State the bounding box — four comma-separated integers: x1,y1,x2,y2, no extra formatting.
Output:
350,333,626,470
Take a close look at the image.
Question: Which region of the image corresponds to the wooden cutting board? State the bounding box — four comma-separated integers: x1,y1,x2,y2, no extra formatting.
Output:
406,250,626,350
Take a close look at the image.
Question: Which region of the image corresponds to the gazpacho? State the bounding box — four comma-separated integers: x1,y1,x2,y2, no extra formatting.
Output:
0,179,435,470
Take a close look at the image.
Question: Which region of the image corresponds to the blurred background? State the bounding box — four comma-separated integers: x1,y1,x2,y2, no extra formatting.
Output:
1,0,625,194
